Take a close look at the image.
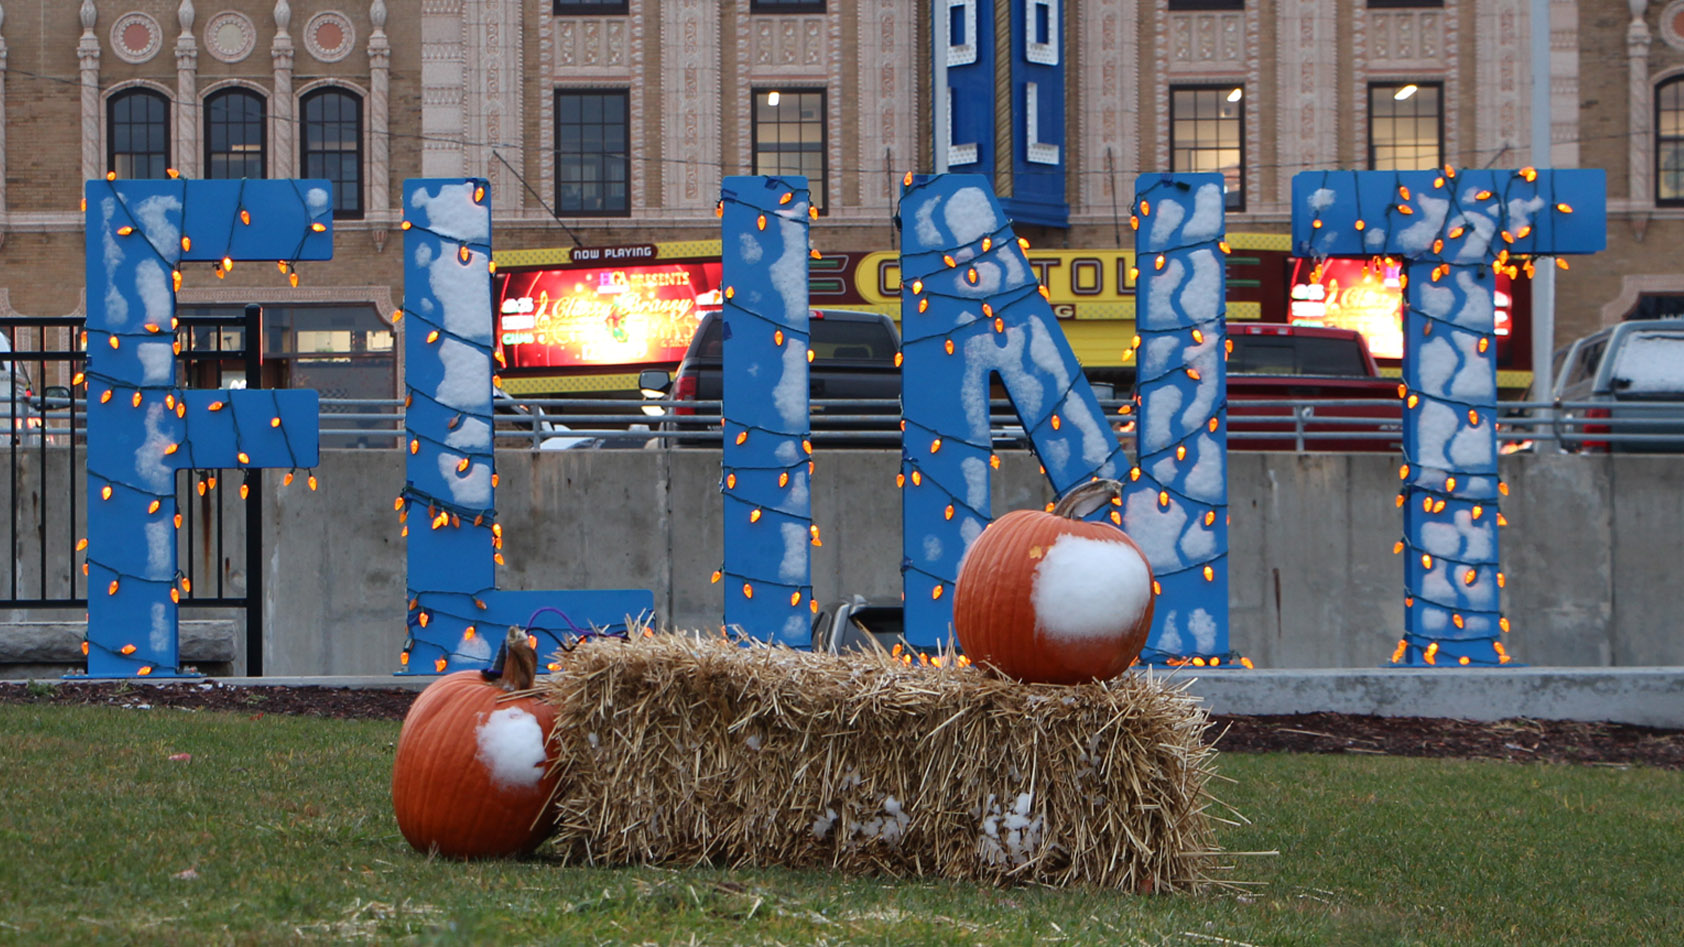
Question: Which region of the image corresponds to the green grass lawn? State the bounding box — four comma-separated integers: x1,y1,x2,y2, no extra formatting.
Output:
0,705,1679,946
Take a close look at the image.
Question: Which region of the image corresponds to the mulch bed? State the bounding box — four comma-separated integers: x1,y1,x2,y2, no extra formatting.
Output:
2,679,1680,770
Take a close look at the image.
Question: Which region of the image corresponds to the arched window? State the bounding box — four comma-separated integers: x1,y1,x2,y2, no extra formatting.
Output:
205,89,267,179
301,88,363,218
1657,77,1684,205
107,89,170,179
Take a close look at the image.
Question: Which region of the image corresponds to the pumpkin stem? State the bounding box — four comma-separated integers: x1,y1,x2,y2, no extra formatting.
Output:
1052,478,1124,520
483,625,539,692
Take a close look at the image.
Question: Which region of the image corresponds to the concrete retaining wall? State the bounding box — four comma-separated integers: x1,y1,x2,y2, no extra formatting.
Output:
4,448,1682,676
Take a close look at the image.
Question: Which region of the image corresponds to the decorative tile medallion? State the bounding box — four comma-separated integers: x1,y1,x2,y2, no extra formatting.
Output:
205,11,258,63
304,11,356,63
111,12,163,64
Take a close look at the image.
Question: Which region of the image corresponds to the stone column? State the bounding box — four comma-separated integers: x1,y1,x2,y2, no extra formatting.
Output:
175,0,198,178
79,0,101,184
272,0,296,179
368,0,391,218
1629,0,1652,239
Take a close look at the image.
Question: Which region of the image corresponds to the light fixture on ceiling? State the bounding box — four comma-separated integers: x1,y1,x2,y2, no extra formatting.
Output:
1394,84,1419,101
1226,88,1243,103
767,90,781,106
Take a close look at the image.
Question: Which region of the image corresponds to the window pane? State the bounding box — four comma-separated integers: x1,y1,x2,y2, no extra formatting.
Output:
1370,83,1441,170
300,89,362,217
555,90,631,216
205,90,266,179
108,90,170,178
751,89,827,211
1660,79,1684,204
1168,86,1244,211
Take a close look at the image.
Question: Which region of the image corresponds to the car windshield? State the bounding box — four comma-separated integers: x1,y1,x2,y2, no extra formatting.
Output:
1227,335,1369,376
693,316,895,361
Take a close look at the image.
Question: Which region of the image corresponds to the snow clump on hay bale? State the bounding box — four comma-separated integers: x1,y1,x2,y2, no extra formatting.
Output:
537,633,1232,891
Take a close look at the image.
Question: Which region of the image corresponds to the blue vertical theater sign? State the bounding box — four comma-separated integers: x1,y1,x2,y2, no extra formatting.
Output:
941,0,1068,228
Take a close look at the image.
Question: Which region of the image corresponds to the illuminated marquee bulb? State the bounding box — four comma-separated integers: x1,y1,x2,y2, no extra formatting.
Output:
181,235,192,252
756,214,767,231
1556,258,1570,271
131,391,142,407
1129,466,1141,482
1140,200,1150,216
807,349,815,363
1208,416,1219,433
426,330,440,344
989,454,1000,470
1158,490,1170,508
1421,553,1434,569
931,584,944,600
456,456,470,473
944,504,955,521
774,330,784,346
1393,540,1406,555
147,499,160,515
101,485,113,501
981,237,992,252
1448,226,1466,239
1050,415,1061,431
749,508,762,524
1176,445,1187,461
743,583,754,599
1154,254,1166,271
735,430,748,446
945,339,955,355
458,245,471,263
930,437,942,453
1445,476,1457,492
911,470,922,487
311,222,327,233
726,473,737,489
778,471,789,488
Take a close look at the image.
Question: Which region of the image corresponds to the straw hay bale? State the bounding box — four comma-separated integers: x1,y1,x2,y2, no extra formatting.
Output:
537,634,1228,890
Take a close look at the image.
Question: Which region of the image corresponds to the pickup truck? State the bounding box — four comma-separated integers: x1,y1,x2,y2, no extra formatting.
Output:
1223,324,1402,452
640,308,902,446
1551,319,1684,453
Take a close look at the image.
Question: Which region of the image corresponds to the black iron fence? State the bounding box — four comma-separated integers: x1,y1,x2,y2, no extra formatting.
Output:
1,306,274,673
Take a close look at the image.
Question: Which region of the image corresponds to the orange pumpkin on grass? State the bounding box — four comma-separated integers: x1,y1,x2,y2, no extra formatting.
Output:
953,479,1155,684
391,626,559,859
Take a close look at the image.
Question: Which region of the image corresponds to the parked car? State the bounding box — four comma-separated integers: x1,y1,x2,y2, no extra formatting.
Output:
492,387,597,450
642,308,903,446
1552,319,1684,453
810,596,923,655
1223,324,1402,452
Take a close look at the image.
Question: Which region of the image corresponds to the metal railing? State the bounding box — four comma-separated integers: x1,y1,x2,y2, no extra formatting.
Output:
310,395,1684,453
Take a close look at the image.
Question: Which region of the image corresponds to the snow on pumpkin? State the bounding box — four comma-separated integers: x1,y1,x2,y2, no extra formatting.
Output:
475,706,548,789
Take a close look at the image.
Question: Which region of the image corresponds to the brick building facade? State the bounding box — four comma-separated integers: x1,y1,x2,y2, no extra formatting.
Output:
0,1,1678,400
